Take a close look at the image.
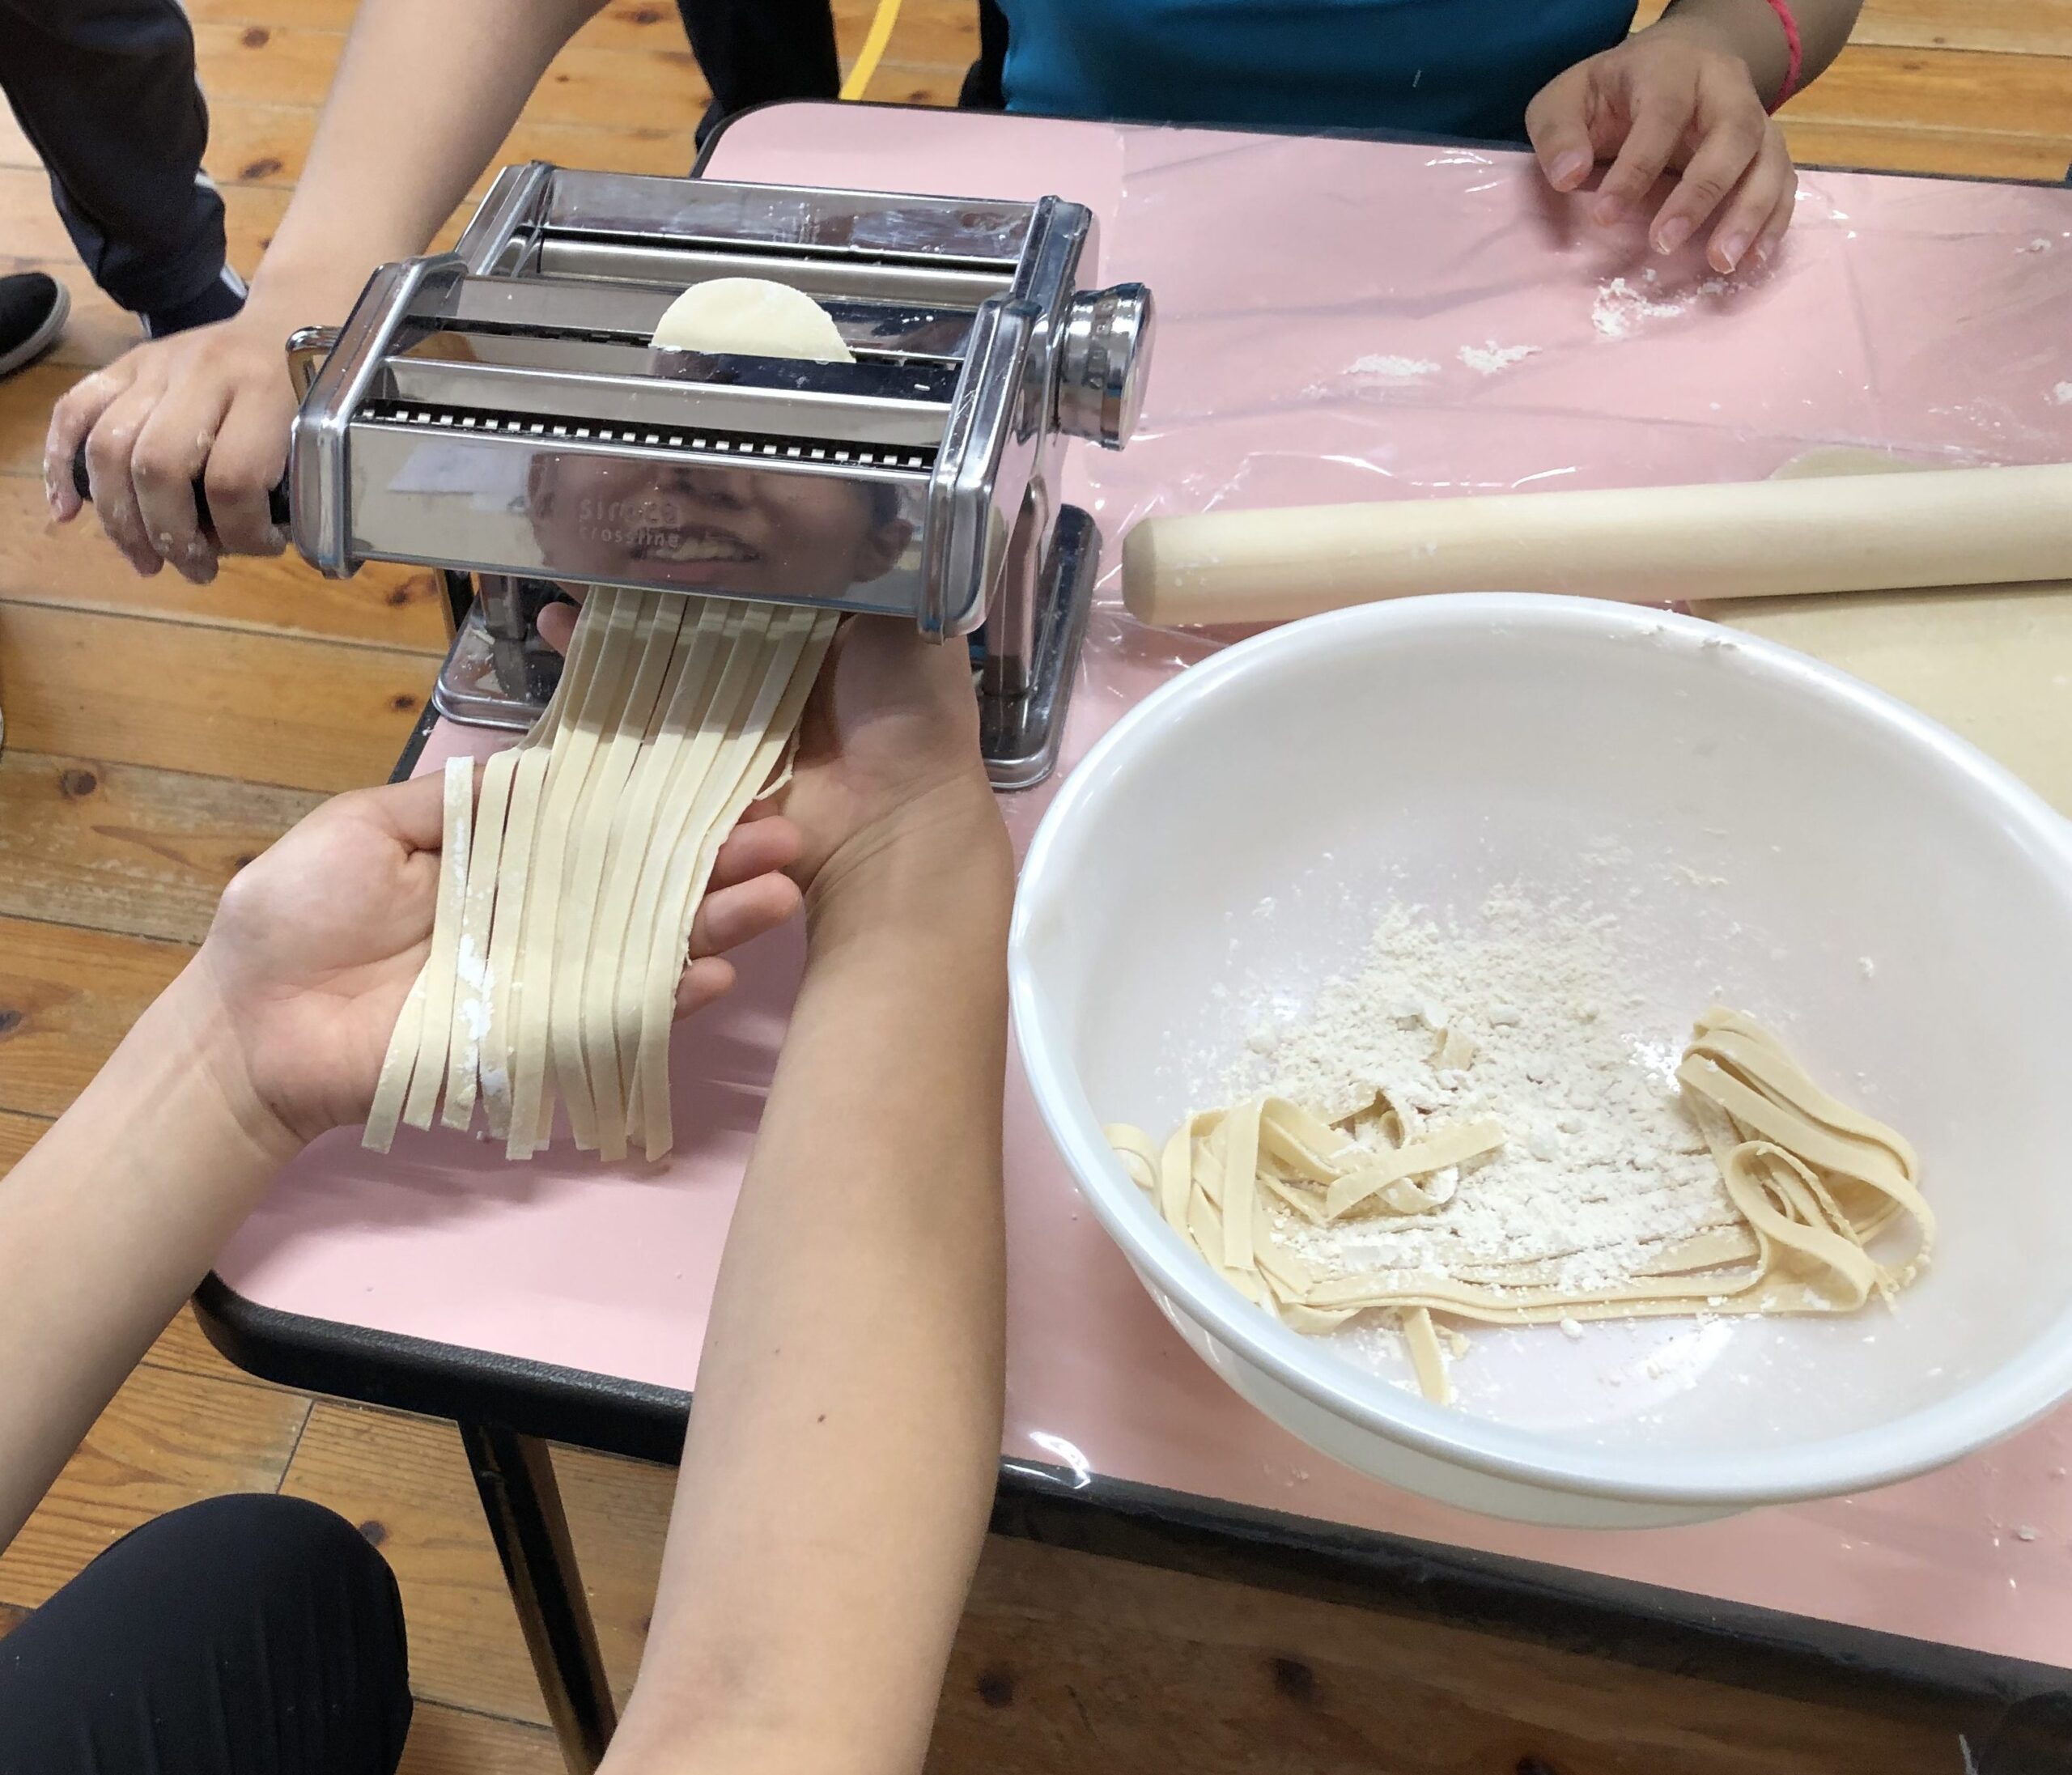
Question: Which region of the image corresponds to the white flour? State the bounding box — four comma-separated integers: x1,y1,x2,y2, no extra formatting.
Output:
1348,353,1440,380
1592,270,1728,341
2052,382,2072,406
1225,888,1730,1297
1458,342,1539,375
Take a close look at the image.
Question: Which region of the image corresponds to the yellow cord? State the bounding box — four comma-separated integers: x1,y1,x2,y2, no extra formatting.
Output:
839,0,903,100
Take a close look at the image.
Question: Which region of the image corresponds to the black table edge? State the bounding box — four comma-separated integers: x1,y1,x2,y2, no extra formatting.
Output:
226,104,2071,1747
193,1267,2061,1733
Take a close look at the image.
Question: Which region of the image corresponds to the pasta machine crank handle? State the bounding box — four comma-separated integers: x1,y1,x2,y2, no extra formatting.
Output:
69,449,291,533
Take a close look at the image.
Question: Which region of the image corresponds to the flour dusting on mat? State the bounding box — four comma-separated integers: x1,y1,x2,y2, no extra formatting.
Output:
2052,382,2072,406
1224,888,1730,1296
1458,342,1539,375
1592,273,1729,341
1348,353,1441,380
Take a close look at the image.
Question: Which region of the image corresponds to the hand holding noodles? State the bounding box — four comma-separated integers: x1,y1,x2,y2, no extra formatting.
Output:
363,279,853,1160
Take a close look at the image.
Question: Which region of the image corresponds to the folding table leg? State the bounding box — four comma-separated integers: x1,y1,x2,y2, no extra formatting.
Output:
461,1421,617,1772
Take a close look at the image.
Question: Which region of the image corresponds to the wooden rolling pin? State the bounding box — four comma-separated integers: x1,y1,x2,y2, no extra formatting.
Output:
1120,462,2072,626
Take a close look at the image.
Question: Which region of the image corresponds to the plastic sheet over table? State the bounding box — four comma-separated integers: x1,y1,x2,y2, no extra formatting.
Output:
219,108,2072,1669
1067,126,2072,687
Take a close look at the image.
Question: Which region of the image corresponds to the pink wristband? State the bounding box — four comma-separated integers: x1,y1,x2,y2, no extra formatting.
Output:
1762,0,1804,109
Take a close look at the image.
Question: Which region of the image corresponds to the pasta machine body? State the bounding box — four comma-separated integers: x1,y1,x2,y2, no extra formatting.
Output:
283,163,1154,788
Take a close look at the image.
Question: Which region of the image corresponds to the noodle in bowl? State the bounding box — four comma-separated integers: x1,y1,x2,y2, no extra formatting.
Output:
1011,594,2072,1526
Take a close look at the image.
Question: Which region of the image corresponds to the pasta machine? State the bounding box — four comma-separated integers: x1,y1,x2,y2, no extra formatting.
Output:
282,163,1155,789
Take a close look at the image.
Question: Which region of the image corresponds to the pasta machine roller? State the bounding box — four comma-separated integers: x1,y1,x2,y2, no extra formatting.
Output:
282,163,1156,788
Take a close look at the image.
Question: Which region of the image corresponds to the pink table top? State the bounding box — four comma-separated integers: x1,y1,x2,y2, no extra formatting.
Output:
219,104,2072,1670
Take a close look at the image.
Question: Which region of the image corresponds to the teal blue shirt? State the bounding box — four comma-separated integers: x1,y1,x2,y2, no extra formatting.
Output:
999,0,1640,142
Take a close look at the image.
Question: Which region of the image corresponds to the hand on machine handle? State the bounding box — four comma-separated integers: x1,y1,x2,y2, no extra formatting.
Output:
69,447,291,537
44,309,302,584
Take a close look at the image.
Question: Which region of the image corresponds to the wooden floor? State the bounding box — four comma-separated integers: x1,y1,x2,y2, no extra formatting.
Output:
0,3,2066,1768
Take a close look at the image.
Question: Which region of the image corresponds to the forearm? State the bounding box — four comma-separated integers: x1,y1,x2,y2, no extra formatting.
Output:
1658,0,1860,100
0,971,295,1546
610,790,1014,1775
248,0,606,323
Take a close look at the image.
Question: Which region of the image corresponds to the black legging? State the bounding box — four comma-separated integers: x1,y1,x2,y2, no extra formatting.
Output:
0,0,231,315
0,1493,411,1774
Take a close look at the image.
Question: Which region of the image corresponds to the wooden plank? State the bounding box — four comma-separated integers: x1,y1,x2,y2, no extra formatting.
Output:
0,912,187,1119
0,1106,42,1171
0,750,321,946
554,1444,674,1701
0,361,72,476
186,0,704,57
1790,43,2072,137
0,1366,308,1610
1784,118,2072,180
863,58,972,111
184,23,708,134
0,102,700,195
139,1302,294,1390
929,1535,1959,1775
0,482,447,657
1852,0,2072,57
401,1705,564,1775
0,603,435,792
1635,0,2072,56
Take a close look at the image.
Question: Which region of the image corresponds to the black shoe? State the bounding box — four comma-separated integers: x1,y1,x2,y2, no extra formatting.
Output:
0,272,68,379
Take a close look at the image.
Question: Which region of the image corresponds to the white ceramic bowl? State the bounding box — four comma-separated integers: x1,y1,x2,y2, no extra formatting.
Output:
1012,593,2072,1527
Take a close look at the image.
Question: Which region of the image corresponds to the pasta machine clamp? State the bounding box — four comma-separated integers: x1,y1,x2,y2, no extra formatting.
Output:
276,163,1155,789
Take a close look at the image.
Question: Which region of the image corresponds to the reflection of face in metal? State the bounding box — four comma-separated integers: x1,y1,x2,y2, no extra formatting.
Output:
525,455,912,601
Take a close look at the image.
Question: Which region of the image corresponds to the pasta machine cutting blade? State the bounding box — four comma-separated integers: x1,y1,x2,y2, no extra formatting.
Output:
279,163,1154,789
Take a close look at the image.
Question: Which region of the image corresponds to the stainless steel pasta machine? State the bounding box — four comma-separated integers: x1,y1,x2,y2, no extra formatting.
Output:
278,163,1154,789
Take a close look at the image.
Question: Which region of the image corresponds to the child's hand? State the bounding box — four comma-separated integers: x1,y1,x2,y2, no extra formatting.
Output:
45,302,304,583
775,615,996,901
1526,15,1797,274
189,772,800,1144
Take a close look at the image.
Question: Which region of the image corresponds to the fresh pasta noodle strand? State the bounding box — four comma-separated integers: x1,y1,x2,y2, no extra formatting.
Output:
476,598,601,1142
506,586,653,1158
1110,1009,1929,1404
547,589,682,1151
632,608,836,1159
616,602,776,1138
1401,1308,1452,1406
400,756,476,1131
362,966,431,1156
363,755,477,1150
582,600,729,1158
442,745,519,1130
